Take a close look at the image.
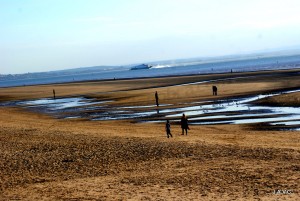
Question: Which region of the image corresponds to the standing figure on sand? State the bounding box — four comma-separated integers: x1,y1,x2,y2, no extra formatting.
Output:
212,86,218,96
181,114,189,135
155,91,159,107
53,89,56,99
165,120,172,138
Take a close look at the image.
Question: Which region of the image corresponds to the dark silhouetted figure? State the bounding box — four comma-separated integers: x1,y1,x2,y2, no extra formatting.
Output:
212,86,218,96
155,91,159,107
181,114,189,135
53,89,56,99
165,120,172,138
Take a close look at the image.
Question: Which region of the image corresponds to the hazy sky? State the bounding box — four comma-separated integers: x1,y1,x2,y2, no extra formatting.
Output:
1,0,300,74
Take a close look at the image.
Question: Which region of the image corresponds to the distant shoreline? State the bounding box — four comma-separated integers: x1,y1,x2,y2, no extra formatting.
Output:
1,66,300,89
1,54,300,88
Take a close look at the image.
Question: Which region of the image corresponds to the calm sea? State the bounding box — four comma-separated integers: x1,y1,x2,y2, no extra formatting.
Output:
1,55,300,88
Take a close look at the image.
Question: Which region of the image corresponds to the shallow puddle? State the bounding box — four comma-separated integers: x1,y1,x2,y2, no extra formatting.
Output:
2,88,300,130
13,97,112,118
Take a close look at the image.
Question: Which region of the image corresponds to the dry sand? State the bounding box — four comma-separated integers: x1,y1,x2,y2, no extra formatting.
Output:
0,70,300,200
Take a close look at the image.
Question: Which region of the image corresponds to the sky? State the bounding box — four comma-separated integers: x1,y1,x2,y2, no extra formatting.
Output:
1,0,300,74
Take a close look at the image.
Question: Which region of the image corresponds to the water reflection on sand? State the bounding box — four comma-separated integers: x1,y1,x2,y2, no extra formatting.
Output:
2,88,300,130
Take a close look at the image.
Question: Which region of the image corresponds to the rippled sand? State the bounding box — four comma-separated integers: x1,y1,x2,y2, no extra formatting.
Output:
0,69,300,200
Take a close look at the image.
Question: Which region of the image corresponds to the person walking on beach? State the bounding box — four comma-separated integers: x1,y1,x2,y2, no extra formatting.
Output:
180,114,189,135
155,91,159,107
212,86,218,96
53,89,56,99
165,120,172,138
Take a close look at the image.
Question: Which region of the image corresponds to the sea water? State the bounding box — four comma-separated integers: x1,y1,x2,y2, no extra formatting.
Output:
1,55,300,88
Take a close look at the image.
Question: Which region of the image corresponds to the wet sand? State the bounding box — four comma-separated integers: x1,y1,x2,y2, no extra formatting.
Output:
0,69,300,200
256,91,300,107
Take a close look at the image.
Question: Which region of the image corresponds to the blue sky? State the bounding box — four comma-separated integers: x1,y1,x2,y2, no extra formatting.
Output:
1,0,300,74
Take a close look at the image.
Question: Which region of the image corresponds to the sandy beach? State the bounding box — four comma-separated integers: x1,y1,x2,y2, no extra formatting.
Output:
0,69,300,200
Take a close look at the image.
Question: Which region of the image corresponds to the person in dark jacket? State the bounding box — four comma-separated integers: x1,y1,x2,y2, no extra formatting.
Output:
212,86,218,96
165,120,172,138
180,113,189,135
53,89,56,99
155,91,159,106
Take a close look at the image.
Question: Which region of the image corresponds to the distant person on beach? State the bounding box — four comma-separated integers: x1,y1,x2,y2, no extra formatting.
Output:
180,114,189,135
165,120,172,138
155,91,159,107
212,86,218,96
53,89,56,99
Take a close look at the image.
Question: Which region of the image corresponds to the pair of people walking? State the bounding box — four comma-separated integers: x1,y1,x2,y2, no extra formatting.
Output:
165,114,189,138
